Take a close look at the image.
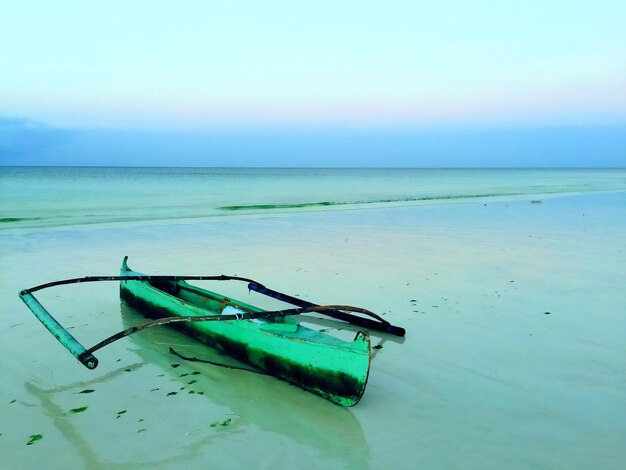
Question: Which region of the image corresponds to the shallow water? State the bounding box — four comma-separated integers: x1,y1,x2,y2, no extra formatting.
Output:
1,167,625,229
1,169,625,468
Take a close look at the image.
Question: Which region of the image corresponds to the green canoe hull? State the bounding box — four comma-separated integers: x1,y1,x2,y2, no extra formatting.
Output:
120,259,371,406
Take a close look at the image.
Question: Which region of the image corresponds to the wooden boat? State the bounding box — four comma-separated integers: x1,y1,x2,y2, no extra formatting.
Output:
119,257,372,406
20,257,404,406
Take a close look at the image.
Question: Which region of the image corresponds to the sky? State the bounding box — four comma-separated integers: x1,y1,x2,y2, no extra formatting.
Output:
1,1,625,166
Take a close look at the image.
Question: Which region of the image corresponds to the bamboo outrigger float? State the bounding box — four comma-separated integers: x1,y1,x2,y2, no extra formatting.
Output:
19,257,405,406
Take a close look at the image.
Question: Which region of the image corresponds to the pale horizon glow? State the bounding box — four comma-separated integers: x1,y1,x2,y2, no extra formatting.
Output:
1,1,625,166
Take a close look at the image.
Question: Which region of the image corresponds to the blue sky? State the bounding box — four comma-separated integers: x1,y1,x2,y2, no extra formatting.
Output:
1,1,625,166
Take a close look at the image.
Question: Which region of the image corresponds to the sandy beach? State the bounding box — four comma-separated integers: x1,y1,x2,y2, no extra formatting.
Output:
1,173,625,468
4,0,626,466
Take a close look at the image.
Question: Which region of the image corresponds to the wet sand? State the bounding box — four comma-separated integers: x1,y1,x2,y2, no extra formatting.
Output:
1,192,625,469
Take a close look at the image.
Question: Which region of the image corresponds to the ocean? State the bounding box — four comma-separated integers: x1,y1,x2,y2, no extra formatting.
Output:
1,167,624,469
2,167,625,229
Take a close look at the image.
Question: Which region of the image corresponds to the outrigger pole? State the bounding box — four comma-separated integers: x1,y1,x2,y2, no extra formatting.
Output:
248,282,406,337
19,274,405,370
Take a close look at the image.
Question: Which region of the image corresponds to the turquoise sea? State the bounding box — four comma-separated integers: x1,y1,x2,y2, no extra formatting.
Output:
2,167,625,229
1,167,625,469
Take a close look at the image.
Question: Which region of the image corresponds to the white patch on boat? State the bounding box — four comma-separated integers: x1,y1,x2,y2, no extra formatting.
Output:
222,305,264,324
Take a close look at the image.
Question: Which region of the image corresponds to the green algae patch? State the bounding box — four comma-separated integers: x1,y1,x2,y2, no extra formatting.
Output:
210,418,232,427
219,201,336,211
26,434,43,446
69,406,88,414
217,193,523,212
1,217,41,223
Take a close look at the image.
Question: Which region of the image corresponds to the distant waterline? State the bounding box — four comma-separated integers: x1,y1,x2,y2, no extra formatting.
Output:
1,167,625,230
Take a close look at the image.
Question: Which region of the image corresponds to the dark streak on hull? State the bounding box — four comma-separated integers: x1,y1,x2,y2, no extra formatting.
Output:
120,285,368,405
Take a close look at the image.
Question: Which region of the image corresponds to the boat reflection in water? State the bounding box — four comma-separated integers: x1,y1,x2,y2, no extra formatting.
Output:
23,301,371,467
124,302,372,467
20,292,378,468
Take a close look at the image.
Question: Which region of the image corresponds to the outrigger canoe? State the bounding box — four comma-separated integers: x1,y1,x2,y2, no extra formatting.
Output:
19,257,405,406
120,258,372,405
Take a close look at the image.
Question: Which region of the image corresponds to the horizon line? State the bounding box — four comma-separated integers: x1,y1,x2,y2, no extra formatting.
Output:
2,165,625,170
